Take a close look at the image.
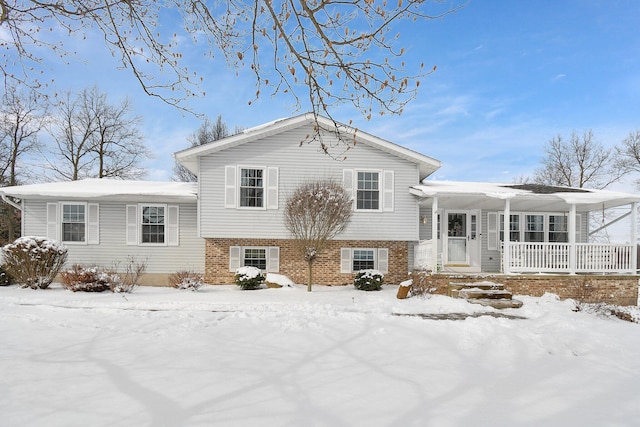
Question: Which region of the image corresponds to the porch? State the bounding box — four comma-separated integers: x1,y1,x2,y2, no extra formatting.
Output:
414,239,637,274
410,181,640,276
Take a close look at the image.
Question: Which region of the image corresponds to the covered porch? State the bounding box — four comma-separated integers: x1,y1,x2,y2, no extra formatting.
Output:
410,181,640,275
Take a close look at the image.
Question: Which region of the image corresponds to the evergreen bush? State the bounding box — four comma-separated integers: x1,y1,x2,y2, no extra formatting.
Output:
234,266,265,290
2,236,67,289
353,269,384,291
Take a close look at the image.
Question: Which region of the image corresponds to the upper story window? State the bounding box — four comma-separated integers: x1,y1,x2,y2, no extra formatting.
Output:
240,168,264,208
356,171,379,210
62,203,86,242
141,205,165,244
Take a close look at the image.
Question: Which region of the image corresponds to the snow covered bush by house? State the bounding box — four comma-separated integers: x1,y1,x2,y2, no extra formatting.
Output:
353,269,384,291
234,266,265,290
2,236,67,289
169,270,205,291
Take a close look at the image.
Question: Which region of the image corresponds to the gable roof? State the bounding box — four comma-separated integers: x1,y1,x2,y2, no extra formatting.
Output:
411,181,640,212
174,113,442,180
0,179,198,203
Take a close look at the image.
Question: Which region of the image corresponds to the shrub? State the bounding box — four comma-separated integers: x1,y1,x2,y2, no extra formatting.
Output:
409,270,439,298
60,265,111,292
169,270,205,291
2,236,67,289
0,265,9,286
353,269,384,291
107,257,146,293
234,266,265,290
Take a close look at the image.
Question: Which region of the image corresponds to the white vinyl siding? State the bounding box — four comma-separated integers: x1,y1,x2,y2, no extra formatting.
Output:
22,200,203,275
199,124,417,241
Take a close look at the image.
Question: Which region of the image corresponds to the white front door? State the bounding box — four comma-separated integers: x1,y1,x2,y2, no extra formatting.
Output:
445,210,481,269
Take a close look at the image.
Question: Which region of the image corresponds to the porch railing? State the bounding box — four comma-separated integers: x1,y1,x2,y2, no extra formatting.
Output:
507,242,636,273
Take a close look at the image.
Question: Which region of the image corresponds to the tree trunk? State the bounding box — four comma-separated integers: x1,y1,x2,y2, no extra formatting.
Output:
307,259,313,292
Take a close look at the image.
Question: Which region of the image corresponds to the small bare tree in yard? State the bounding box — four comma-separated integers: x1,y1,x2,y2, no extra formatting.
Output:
284,180,352,292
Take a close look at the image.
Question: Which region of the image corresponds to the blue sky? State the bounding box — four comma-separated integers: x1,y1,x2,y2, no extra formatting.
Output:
37,0,640,186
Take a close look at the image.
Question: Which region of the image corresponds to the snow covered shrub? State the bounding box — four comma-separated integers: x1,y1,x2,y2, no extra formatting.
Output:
353,269,384,291
170,270,205,291
409,270,439,298
107,257,146,293
60,265,111,292
234,266,265,290
2,236,67,289
0,264,9,286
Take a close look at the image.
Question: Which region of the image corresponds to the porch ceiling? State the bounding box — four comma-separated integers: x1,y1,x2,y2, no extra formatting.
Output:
411,181,640,213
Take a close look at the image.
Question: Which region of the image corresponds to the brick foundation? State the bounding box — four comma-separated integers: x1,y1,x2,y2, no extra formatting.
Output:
205,238,409,285
411,272,639,306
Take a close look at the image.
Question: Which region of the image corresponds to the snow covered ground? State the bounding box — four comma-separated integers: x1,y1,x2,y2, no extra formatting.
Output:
1,283,639,427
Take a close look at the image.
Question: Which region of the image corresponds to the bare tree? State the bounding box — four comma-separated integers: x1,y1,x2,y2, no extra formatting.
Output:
284,180,352,292
173,115,231,182
532,130,623,190
46,86,148,180
616,130,640,188
0,84,46,242
0,1,464,147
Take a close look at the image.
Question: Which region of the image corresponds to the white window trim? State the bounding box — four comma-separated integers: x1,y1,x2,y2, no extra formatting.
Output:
355,169,383,212
60,201,88,245
228,246,280,272
139,203,168,246
341,247,389,273
237,165,267,210
495,211,582,245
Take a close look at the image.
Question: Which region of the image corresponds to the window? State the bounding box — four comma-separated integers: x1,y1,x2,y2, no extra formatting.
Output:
240,168,264,207
353,249,376,271
141,205,165,244
499,214,521,242
341,248,389,273
525,214,544,242
229,246,279,272
62,204,85,242
549,215,568,242
244,248,267,270
356,171,379,210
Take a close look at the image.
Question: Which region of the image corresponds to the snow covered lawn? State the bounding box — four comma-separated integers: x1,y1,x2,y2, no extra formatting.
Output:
1,284,639,427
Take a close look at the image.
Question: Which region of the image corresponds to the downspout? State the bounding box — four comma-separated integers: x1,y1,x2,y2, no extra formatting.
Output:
1,193,22,211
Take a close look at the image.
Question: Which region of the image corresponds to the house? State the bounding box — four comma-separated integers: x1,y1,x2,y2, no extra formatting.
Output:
1,114,639,297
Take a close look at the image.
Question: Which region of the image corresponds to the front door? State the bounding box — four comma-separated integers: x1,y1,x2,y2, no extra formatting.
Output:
445,210,481,269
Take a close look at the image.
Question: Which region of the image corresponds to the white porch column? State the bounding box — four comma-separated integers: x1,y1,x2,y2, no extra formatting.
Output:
432,196,439,273
503,199,511,274
632,202,638,273
569,203,577,274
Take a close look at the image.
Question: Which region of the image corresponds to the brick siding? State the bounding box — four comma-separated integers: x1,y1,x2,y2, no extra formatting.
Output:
205,238,410,285
411,273,639,306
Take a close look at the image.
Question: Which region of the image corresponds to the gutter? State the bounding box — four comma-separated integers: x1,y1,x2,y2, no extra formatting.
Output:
1,193,22,211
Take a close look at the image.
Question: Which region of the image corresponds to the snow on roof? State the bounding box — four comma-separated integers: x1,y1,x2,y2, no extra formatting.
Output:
0,179,197,202
412,181,640,210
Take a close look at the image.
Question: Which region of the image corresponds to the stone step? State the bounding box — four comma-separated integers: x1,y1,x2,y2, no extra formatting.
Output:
458,288,514,300
449,281,505,298
467,298,524,309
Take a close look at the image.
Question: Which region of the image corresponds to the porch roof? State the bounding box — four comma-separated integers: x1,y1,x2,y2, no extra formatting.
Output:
410,181,640,212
